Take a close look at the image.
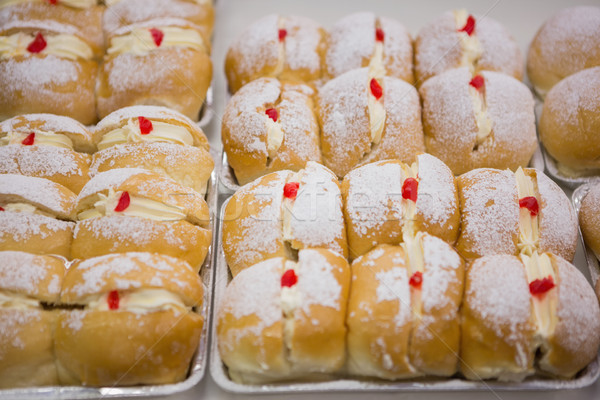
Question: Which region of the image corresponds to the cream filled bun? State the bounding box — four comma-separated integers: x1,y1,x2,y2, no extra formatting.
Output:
579,183,600,259
539,67,600,177
456,168,577,261
347,234,464,380
97,19,212,121
318,67,424,178
103,0,214,41
0,251,66,388
342,154,459,260
420,67,537,175
461,253,600,381
0,174,75,258
72,168,211,270
324,12,413,84
527,6,600,98
222,162,347,277
414,9,522,85
55,252,204,386
225,14,326,93
222,78,320,185
217,248,350,384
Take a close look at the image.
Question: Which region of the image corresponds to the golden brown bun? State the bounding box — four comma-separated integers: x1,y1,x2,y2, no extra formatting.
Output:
225,14,326,93
94,105,210,150
580,184,600,258
91,142,213,195
596,280,600,303
460,255,536,381
527,6,600,98
222,78,321,185
324,12,414,83
539,67,600,176
318,68,424,178
414,10,522,85
0,113,95,153
56,309,203,386
217,249,350,383
421,67,536,175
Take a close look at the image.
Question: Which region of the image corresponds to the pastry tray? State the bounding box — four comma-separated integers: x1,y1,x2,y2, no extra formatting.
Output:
218,151,242,194
1,169,218,399
571,184,600,286
209,197,600,394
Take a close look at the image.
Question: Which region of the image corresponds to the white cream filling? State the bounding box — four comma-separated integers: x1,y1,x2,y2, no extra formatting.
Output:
521,252,557,341
76,189,186,221
97,118,194,150
281,172,301,245
104,0,208,5
87,289,187,314
400,162,419,238
368,40,385,79
469,84,493,147
0,291,40,310
107,27,206,56
0,32,93,60
2,202,54,218
265,117,284,159
281,261,300,357
0,0,97,8
453,9,482,73
367,79,386,146
0,129,74,150
515,168,540,255
401,232,424,319
272,17,286,77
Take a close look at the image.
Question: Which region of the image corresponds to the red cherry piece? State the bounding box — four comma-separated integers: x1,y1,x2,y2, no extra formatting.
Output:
265,108,278,122
21,132,35,146
370,78,383,100
519,196,539,217
283,182,300,200
529,276,555,296
375,28,384,42
107,290,120,310
47,0,58,4
138,116,153,135
469,75,485,91
278,29,287,42
281,269,298,288
458,15,476,36
150,28,164,47
27,33,47,54
114,191,130,212
409,271,423,288
0,207,4,211
402,177,418,202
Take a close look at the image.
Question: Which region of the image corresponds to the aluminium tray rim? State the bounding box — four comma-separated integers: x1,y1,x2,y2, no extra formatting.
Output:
209,197,600,394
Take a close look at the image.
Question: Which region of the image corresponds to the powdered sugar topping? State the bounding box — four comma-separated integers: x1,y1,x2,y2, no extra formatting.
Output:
416,153,457,227
0,174,73,215
297,249,343,313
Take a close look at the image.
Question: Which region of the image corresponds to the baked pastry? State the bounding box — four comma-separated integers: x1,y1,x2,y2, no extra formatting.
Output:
527,6,600,98
0,251,66,388
222,78,320,185
347,233,464,379
222,162,347,277
92,106,213,194
342,154,460,260
55,252,204,386
318,67,425,178
420,67,537,175
539,67,600,177
578,183,600,259
0,23,98,124
97,18,212,121
72,168,211,270
414,9,523,85
461,253,600,380
456,167,578,261
103,0,214,41
0,113,93,193
324,12,413,84
217,248,350,383
225,14,326,93
0,174,75,258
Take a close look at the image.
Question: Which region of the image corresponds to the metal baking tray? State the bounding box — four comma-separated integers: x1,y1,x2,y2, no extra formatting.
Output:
1,169,218,399
197,86,214,129
572,184,600,286
218,151,241,194
209,197,600,393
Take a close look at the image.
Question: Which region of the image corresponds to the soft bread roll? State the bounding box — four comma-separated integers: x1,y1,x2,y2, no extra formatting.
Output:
456,168,577,261
225,14,326,93
579,183,600,258
539,67,600,176
318,67,425,178
0,251,66,388
217,249,350,383
97,20,212,121
222,78,320,185
527,6,600,98
72,168,211,270
324,12,413,83
414,9,522,85
342,154,460,260
347,235,464,379
223,162,347,277
420,67,537,175
56,252,204,386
